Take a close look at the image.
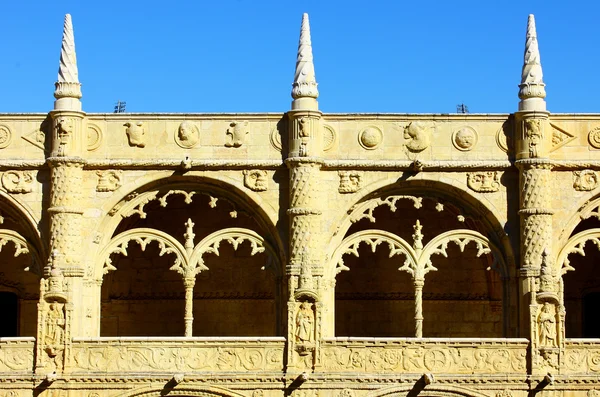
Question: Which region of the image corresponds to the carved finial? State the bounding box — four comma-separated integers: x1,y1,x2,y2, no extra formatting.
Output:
54,14,82,111
184,219,195,253
413,220,424,251
518,14,546,111
291,13,319,111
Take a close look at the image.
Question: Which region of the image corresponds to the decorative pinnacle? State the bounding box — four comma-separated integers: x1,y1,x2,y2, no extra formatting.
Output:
518,14,546,111
54,14,82,110
291,13,319,110
184,218,195,253
412,220,424,251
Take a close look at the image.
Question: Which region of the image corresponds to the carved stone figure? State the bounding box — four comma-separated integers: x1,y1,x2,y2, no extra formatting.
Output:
338,171,361,193
403,122,430,152
225,121,249,147
243,170,268,192
538,302,557,348
524,119,542,157
467,171,500,193
96,170,123,192
1,171,34,193
573,170,599,191
175,121,199,148
124,122,146,147
296,302,315,344
452,127,478,151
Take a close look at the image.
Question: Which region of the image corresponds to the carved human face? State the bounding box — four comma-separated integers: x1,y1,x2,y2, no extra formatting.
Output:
455,129,475,149
179,122,192,141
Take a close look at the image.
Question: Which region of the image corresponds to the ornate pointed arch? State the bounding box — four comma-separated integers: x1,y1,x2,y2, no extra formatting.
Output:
114,384,246,397
0,229,43,275
97,227,188,279
557,228,600,275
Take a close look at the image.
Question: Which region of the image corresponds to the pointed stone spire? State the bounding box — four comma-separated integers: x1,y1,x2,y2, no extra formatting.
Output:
518,14,546,111
54,14,82,111
291,13,319,110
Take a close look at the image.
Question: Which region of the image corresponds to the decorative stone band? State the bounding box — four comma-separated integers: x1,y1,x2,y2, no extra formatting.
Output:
518,82,546,100
54,82,82,99
287,208,322,216
285,157,325,166
86,159,285,170
46,156,87,167
47,206,85,215
518,208,555,215
514,159,554,170
322,160,513,170
519,267,541,277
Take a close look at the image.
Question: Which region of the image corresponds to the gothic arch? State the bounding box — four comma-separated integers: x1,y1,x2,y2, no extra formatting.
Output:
328,176,514,276
114,384,246,397
366,384,491,397
558,193,600,248
94,173,285,268
557,228,600,276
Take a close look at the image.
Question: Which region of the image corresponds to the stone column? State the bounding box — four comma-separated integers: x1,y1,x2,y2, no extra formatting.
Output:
515,14,562,375
285,13,324,373
37,14,87,375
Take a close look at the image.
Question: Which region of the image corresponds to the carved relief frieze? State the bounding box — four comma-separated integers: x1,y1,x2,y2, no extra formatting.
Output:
589,126,600,149
225,121,249,147
96,170,122,192
243,170,268,192
403,122,430,152
549,122,575,152
358,126,383,150
124,121,146,148
1,171,34,193
452,126,478,151
349,195,423,223
0,340,34,372
87,123,102,151
467,171,501,193
524,119,542,157
338,171,361,194
175,121,200,148
22,128,46,151
573,170,599,191
0,125,13,149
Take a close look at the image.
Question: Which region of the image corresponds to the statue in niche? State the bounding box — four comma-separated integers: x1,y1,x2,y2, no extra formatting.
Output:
45,302,65,347
176,121,199,148
296,302,315,343
524,119,542,158
538,302,557,348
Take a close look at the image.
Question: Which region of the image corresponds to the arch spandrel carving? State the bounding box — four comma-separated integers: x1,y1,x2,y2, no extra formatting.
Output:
0,229,43,276
557,228,600,276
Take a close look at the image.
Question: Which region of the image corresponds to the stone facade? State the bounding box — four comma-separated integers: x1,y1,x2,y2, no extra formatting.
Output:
0,12,599,397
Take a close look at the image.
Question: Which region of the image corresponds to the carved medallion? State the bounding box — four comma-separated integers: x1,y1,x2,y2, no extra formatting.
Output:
96,170,123,192
589,127,600,149
225,121,249,147
243,170,268,192
87,124,102,151
0,125,12,149
452,126,478,151
322,124,337,151
467,171,500,193
175,121,200,148
1,171,34,193
496,123,509,153
403,122,430,152
358,126,383,150
573,170,599,191
124,121,145,148
338,171,361,193
270,126,282,151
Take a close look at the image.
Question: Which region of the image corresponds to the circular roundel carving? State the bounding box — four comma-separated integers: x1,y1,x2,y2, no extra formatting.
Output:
322,124,337,151
589,127,600,149
358,126,383,150
452,126,478,151
496,125,508,153
87,124,102,151
175,121,200,148
270,126,282,152
0,125,13,149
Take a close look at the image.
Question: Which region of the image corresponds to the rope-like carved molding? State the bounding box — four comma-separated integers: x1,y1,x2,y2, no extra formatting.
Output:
330,229,417,276
99,228,187,275
189,228,271,274
84,159,284,170
322,160,513,170
557,228,600,275
0,160,45,170
349,195,423,223
0,229,41,274
118,190,239,220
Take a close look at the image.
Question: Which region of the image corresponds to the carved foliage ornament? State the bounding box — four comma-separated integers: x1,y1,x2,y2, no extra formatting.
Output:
1,171,34,193
124,121,145,148
243,170,268,192
467,171,501,193
573,170,599,191
96,170,123,192
338,171,362,194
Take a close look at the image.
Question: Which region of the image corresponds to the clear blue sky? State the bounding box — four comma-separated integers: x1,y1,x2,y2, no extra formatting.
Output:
1,1,598,114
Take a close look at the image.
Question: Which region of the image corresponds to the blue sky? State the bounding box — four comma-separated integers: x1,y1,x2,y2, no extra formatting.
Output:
1,1,598,114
